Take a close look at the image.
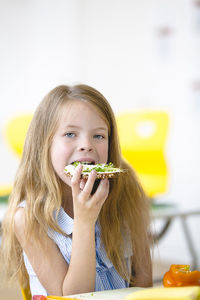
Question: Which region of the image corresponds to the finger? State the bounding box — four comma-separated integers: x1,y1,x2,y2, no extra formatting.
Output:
80,179,87,190
71,164,83,195
92,178,109,205
81,170,97,197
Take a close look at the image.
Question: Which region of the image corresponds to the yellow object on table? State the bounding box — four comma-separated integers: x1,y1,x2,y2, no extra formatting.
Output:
124,286,200,300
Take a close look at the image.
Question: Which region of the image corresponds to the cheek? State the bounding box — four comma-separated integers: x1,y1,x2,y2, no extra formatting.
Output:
99,143,108,162
51,138,68,157
63,174,72,187
50,142,66,170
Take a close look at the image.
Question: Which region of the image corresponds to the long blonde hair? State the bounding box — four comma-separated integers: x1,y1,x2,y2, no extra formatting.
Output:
0,84,151,287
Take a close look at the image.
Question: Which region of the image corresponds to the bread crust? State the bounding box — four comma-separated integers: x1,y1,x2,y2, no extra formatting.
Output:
64,171,122,179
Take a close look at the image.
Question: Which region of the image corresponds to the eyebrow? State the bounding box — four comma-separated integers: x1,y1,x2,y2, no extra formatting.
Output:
64,125,108,131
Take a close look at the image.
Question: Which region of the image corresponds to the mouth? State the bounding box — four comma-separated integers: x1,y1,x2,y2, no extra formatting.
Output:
71,160,95,165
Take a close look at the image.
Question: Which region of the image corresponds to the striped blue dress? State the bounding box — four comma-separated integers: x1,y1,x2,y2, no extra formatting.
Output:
20,202,132,296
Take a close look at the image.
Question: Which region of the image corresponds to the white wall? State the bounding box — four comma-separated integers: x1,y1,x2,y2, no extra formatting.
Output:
78,0,200,267
0,0,81,180
0,0,200,267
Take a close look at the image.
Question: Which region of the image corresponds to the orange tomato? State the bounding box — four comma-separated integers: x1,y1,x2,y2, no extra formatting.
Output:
163,264,200,287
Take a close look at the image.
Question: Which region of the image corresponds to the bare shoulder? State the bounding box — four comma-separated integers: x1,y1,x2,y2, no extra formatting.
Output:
14,207,26,245
14,207,25,229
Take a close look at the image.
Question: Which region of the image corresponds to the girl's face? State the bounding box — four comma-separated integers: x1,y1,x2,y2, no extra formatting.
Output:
50,100,109,186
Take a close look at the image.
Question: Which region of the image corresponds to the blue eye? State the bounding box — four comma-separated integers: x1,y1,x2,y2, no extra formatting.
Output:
94,134,104,139
65,132,75,138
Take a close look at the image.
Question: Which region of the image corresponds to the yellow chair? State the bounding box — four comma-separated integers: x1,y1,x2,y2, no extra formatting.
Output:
117,110,200,271
4,113,33,157
0,185,12,198
116,109,171,246
116,110,169,199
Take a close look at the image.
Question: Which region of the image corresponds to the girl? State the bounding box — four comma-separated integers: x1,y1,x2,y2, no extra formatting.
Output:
1,84,152,297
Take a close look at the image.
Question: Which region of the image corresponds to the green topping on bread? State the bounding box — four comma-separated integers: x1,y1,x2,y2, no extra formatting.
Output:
64,162,124,179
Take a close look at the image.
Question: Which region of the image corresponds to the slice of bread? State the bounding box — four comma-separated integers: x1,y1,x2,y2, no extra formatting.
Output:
64,162,124,179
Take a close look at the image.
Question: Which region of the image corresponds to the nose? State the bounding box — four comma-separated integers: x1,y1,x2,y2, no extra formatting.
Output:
79,147,93,152
78,136,93,152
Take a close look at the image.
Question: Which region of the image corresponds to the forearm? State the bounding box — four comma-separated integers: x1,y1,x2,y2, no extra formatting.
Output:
62,222,96,295
61,167,109,295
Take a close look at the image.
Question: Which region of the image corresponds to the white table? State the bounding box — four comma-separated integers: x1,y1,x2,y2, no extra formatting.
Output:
63,287,144,300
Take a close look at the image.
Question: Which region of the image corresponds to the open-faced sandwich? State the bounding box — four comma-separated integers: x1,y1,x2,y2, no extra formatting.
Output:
64,162,125,179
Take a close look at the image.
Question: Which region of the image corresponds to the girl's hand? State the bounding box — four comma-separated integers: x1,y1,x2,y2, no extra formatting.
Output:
71,164,109,225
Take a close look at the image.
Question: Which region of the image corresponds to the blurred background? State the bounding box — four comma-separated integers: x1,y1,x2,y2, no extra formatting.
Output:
0,0,200,297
